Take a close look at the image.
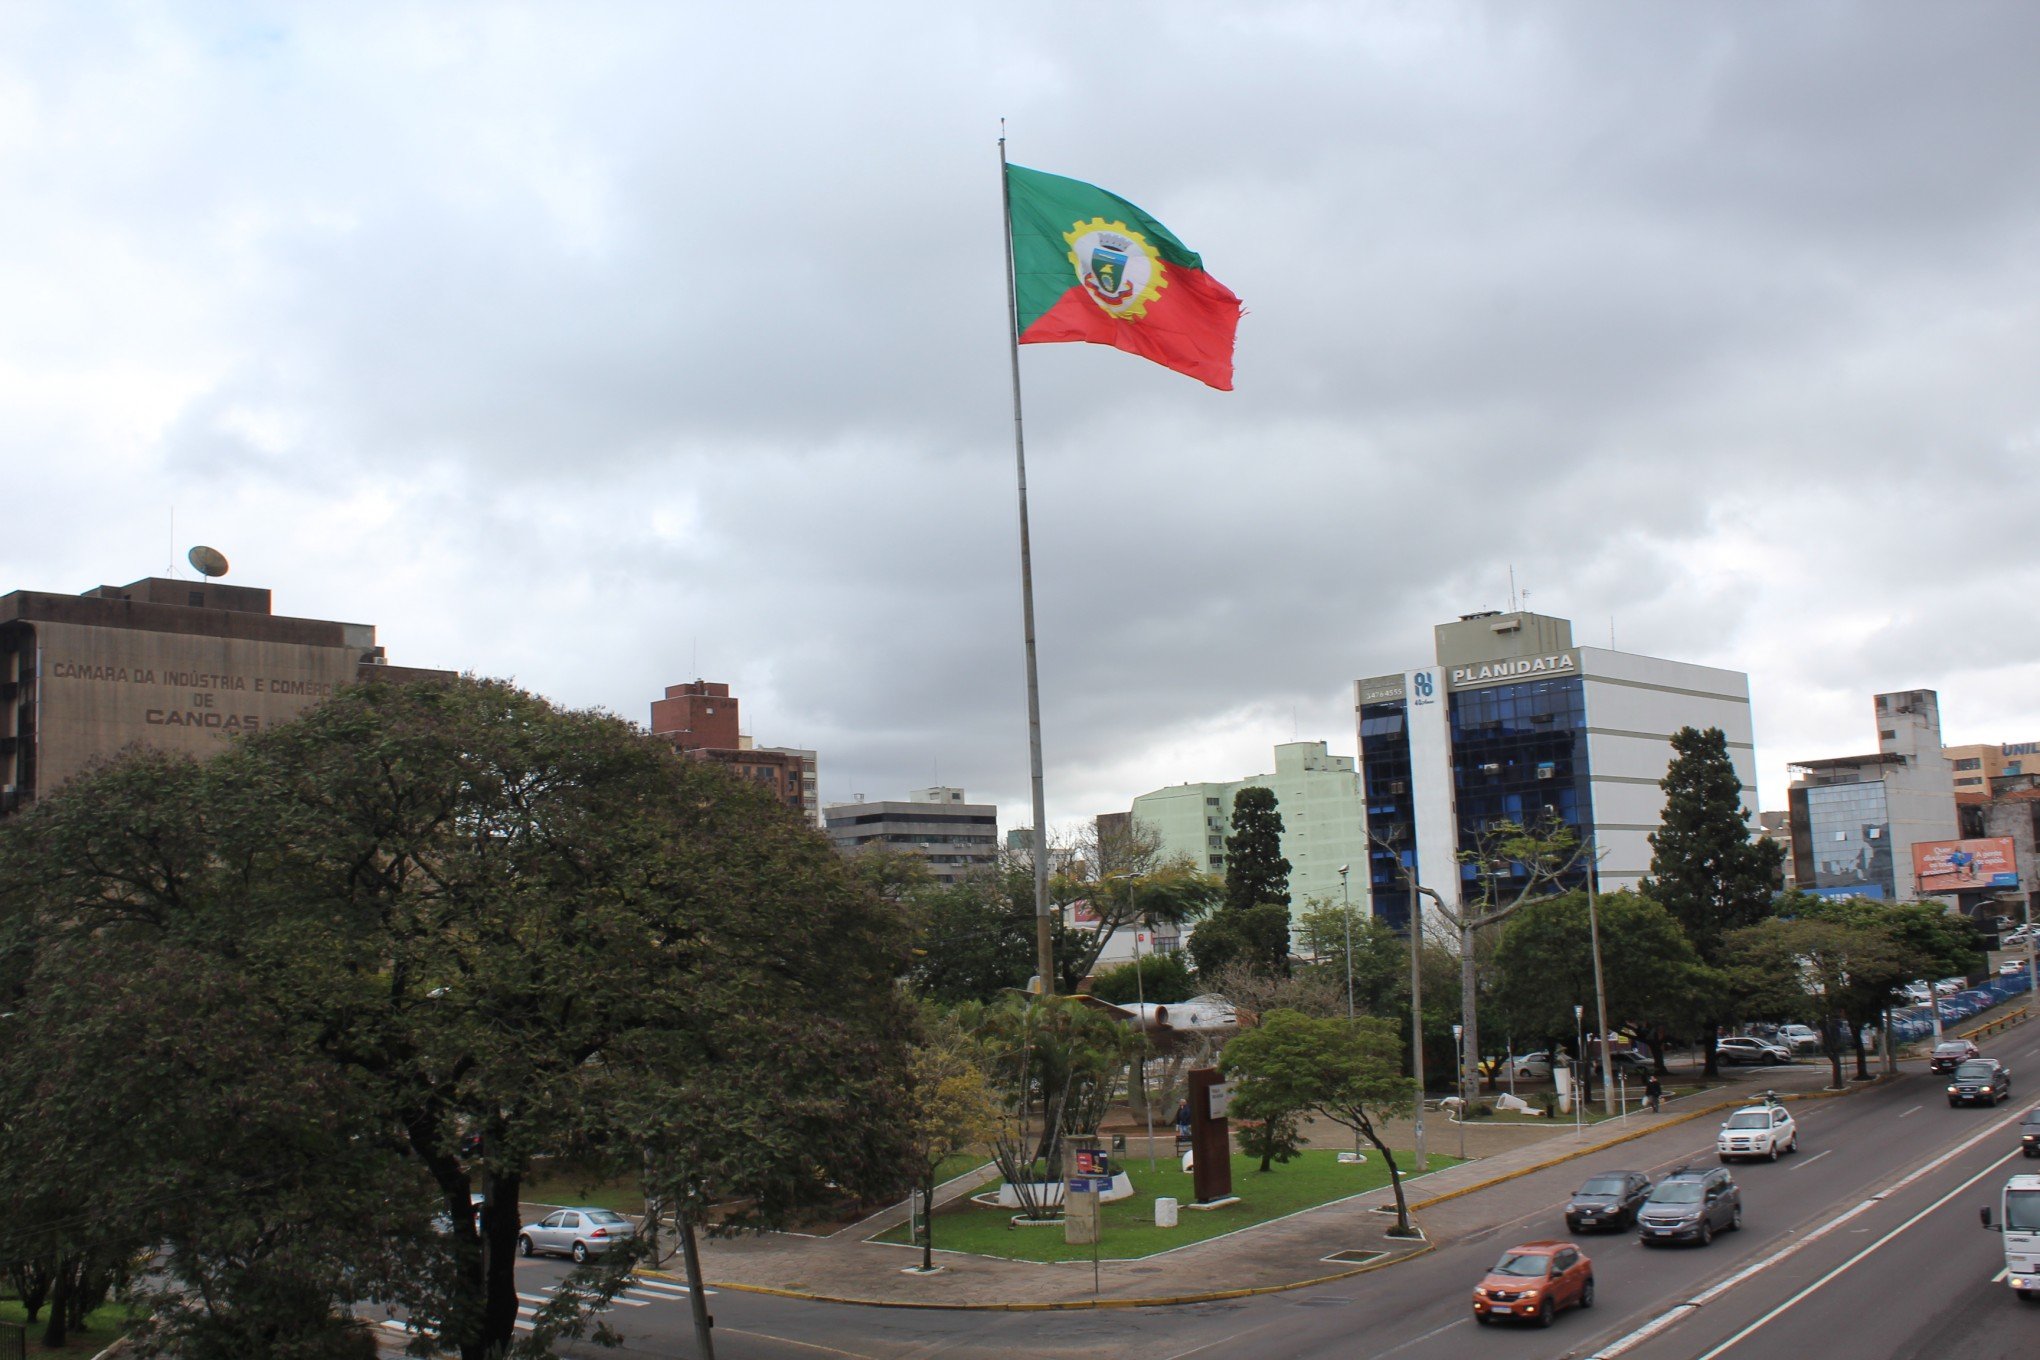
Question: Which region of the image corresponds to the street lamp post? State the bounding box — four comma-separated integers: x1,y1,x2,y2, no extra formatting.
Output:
1573,1003,1585,1138
1407,876,1444,1173
1451,1023,1466,1158
1339,865,1355,1021
1110,872,1157,1171
1587,849,1615,1117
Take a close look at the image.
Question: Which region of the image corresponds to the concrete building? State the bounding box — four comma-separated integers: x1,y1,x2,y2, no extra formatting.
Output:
823,786,999,885
1356,610,1758,931
1,573,446,814
1130,740,1370,912
1784,689,1959,901
647,679,808,816
1944,740,2040,797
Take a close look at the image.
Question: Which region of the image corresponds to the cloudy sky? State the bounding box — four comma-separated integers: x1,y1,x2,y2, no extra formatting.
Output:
8,1,2040,839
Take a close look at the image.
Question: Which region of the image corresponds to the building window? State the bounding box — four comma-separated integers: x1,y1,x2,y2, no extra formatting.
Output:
1954,758,1982,771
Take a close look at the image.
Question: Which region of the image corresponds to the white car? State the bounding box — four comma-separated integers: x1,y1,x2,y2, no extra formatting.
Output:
1497,1051,1554,1081
1903,981,1934,1005
2002,960,2032,977
1936,978,1965,996
1718,1102,1799,1162
1775,1024,1822,1055
516,1207,638,1262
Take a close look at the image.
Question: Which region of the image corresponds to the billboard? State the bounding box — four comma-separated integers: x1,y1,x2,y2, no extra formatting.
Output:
1912,837,2020,894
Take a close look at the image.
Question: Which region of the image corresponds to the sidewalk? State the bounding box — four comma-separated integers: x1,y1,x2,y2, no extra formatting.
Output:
675,1058,1863,1309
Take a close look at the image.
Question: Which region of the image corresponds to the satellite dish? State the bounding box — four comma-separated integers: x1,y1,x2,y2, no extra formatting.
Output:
187,546,230,578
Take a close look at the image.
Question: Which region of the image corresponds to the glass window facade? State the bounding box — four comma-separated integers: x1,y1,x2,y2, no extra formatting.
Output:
1447,677,1593,902
1790,779,1893,897
1359,699,1414,931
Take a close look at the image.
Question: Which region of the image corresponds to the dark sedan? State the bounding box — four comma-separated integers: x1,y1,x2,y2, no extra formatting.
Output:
1566,1171,1652,1233
1948,1058,2011,1107
2021,1105,2040,1157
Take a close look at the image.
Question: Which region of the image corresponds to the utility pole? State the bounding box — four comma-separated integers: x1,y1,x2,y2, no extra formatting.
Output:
1587,847,1615,1117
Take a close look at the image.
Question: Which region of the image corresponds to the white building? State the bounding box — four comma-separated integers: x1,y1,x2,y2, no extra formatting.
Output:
823,786,999,885
1356,610,1759,932
1130,740,1370,914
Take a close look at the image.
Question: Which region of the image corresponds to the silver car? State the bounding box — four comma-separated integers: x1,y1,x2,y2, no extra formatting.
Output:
516,1207,638,1262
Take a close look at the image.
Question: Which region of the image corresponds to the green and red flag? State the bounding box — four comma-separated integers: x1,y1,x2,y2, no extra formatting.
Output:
1005,163,1242,391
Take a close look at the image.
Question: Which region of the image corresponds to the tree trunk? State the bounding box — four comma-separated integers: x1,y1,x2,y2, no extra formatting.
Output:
471,1169,523,1360
921,1173,935,1272
40,1254,73,1349
1360,1122,1413,1237
678,1202,716,1359
10,1260,51,1324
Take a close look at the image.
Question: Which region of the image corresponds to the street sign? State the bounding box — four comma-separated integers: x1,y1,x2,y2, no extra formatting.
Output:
1067,1177,1094,1193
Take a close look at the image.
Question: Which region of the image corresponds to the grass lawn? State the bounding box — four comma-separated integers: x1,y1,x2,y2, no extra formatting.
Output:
874,1148,1458,1264
520,1162,646,1216
0,1300,144,1353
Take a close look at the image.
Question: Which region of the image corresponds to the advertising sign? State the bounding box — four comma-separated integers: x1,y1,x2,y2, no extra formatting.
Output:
1073,1149,1111,1177
1913,837,2020,893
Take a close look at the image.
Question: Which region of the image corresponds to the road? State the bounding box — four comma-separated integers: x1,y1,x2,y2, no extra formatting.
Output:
460,1019,2040,1360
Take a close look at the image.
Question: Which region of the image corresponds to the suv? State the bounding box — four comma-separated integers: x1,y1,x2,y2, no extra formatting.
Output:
2020,1105,2040,1158
1775,1024,1822,1055
1718,1099,1799,1161
1948,1058,2012,1107
1932,1039,1982,1073
1716,1036,1791,1066
1637,1166,1741,1246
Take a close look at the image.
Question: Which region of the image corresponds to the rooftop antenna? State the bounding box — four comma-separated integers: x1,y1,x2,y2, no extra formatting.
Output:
1508,565,1517,612
187,546,230,579
1610,616,1616,649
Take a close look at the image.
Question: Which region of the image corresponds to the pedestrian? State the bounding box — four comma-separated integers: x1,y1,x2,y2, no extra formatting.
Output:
1644,1071,1663,1114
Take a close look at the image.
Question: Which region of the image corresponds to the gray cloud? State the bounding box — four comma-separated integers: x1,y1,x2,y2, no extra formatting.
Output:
7,1,2040,845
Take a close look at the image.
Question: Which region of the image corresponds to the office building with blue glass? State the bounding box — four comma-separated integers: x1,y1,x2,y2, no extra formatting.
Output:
1355,611,1758,931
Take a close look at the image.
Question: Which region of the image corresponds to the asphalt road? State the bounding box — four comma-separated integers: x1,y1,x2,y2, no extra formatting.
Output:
513,1020,2040,1360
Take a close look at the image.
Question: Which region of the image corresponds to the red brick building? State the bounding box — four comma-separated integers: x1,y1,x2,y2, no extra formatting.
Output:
648,680,807,815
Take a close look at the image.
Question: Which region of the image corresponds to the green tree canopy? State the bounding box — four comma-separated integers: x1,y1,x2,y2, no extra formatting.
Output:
1218,1011,1420,1233
1723,913,1907,1088
0,677,915,1360
1491,889,1707,1058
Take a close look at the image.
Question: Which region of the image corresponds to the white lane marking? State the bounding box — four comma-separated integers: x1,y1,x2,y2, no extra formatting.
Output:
1691,1147,2020,1359
1790,1150,1831,1169
1159,1326,1264,1360
628,1277,707,1296
1367,1313,1469,1358
516,1291,550,1303
1586,1103,2030,1357
1898,1105,1922,1118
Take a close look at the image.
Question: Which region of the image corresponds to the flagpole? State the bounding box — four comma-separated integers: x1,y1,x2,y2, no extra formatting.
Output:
999,128,1056,998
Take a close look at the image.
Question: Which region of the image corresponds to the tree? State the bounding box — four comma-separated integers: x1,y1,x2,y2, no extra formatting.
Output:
1224,787,1291,913
960,994,1135,1218
0,677,916,1360
1087,952,1196,1005
1491,890,1707,1078
1219,1012,1421,1234
906,873,1038,1003
900,1009,999,1271
1642,726,1785,1075
1187,902,1292,978
1435,816,1586,1104
1724,915,1907,1089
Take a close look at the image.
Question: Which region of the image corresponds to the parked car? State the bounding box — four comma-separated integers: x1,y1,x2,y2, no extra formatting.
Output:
1948,1058,2012,1107
1932,1039,1982,1072
1566,1171,1653,1232
1637,1166,1741,1246
1936,977,1966,996
1715,1037,1791,1066
1471,1241,1594,1326
2020,1105,2040,1158
2002,960,2031,977
1775,1024,1823,1055
1902,981,1934,1005
1607,1050,1655,1078
1498,1051,1555,1081
1718,1101,1799,1162
516,1207,638,1262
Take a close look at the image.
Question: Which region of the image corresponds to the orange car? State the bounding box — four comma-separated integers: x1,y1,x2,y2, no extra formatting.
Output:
1471,1240,1595,1327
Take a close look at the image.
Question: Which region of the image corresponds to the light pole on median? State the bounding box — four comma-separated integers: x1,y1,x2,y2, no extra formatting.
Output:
1110,871,1158,1171
1451,1023,1466,1158
1408,875,1444,1173
1339,864,1355,1020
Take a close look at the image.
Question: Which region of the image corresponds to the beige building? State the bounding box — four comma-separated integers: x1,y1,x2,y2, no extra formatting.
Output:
1,574,445,813
1945,741,2040,796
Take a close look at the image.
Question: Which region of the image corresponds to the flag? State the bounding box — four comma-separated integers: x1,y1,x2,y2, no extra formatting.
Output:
1005,163,1242,391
